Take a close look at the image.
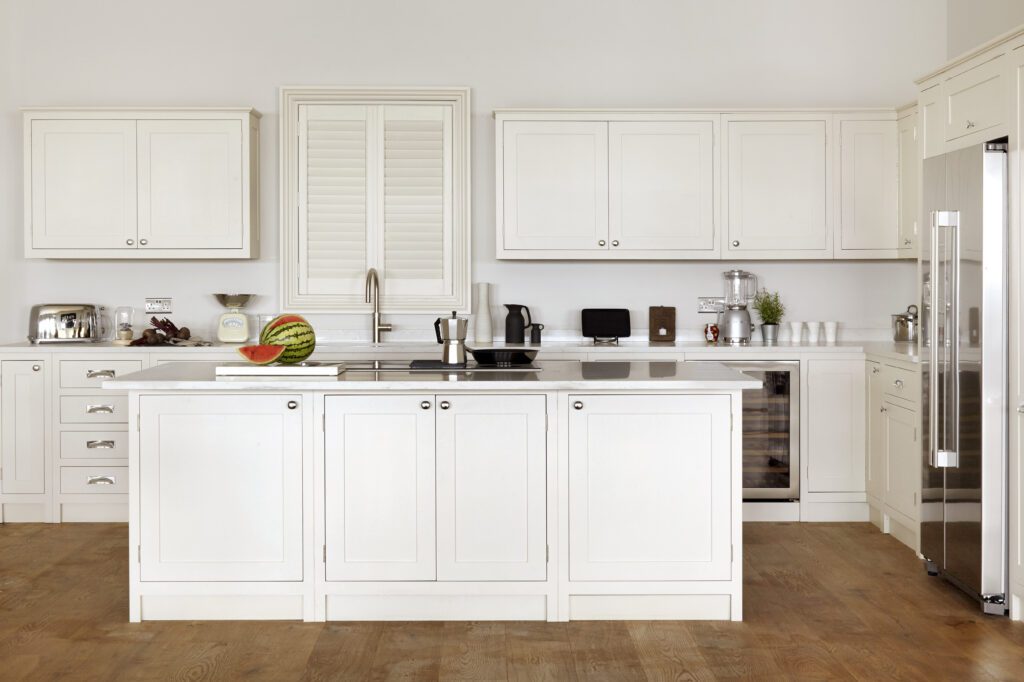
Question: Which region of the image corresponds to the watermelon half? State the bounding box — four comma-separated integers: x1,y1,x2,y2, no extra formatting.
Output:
238,344,286,365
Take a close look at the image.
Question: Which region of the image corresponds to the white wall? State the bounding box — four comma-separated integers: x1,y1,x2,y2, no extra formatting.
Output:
947,0,1024,58
1,0,946,343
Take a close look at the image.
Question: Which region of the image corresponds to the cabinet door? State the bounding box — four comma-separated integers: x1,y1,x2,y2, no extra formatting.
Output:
0,361,47,494
324,396,435,581
897,111,920,254
884,400,919,523
944,55,1006,144
806,359,866,493
725,119,829,256
501,121,608,251
30,120,137,250
608,121,715,251
137,120,244,249
866,362,885,504
837,119,898,253
435,395,546,581
919,83,944,159
569,394,732,581
139,395,303,582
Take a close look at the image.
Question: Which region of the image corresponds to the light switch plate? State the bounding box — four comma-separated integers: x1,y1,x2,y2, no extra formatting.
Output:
698,297,723,314
145,298,172,314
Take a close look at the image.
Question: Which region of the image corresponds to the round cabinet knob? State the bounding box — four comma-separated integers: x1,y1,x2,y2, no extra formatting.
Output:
573,401,584,410
598,240,606,247
31,365,40,372
439,401,451,410
732,240,740,247
287,401,298,410
139,239,148,246
420,401,432,410
611,240,619,247
126,239,135,246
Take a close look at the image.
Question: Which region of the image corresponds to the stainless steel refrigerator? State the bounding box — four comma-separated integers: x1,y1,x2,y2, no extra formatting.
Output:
921,140,1008,615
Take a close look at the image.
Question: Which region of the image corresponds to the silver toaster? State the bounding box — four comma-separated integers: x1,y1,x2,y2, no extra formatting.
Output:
29,304,107,343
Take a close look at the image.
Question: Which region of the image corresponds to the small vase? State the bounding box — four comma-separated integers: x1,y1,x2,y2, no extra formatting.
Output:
474,283,493,345
761,323,779,344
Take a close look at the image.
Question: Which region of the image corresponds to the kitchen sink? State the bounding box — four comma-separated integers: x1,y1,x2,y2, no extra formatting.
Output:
344,361,540,373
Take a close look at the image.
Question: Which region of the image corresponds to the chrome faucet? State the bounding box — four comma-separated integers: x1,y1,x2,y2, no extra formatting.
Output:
365,268,392,343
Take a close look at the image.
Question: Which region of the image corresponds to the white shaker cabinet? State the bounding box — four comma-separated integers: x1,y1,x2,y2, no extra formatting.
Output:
435,394,547,581
29,120,138,250
608,121,717,254
137,120,245,250
834,116,899,257
500,120,609,252
1,361,48,495
884,399,919,525
138,394,303,582
568,394,733,582
723,117,831,258
866,361,885,505
805,359,865,493
323,395,436,581
24,109,259,259
897,106,920,256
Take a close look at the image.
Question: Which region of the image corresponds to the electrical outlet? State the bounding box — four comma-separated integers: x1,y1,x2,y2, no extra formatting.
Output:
698,297,723,314
145,298,173,314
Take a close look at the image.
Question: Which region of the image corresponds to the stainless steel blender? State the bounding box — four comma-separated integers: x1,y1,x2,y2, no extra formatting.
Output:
719,270,757,345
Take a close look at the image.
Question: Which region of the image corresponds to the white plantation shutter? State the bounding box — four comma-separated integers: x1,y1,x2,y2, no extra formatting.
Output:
381,105,452,298
298,105,369,296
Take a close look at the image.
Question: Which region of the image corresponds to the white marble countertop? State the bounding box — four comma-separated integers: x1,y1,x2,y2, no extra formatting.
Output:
104,360,763,392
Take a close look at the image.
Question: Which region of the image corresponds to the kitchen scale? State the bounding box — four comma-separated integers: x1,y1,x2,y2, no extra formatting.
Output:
213,293,254,343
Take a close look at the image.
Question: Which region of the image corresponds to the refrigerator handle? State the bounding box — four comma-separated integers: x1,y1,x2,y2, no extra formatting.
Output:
928,210,939,468
950,211,960,469
933,210,961,469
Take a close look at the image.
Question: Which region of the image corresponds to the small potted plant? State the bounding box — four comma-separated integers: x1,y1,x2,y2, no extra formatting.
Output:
753,289,785,344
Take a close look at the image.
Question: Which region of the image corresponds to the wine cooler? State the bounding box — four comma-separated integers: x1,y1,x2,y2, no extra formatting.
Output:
696,361,800,499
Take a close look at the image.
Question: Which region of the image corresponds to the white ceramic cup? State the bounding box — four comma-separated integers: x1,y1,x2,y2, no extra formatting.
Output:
824,321,839,344
806,321,821,344
789,321,803,344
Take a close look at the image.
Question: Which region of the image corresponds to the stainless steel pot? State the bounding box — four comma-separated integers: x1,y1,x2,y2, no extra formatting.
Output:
892,304,919,343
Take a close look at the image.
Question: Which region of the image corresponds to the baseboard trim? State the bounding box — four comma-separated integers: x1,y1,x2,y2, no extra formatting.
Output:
324,594,548,621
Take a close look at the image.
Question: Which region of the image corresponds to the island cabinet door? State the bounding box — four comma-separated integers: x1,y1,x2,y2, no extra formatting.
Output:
568,394,732,581
138,395,303,582
324,396,436,581
435,394,547,581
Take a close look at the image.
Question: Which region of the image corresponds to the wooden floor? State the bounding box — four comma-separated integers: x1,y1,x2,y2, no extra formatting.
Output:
1,524,1023,681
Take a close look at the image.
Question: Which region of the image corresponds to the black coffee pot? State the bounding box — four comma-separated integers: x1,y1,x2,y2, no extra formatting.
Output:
504,304,532,344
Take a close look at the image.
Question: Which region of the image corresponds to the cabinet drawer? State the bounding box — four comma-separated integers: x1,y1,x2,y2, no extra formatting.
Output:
60,431,128,459
945,56,1006,142
60,466,128,494
880,364,920,403
60,395,129,424
60,360,143,388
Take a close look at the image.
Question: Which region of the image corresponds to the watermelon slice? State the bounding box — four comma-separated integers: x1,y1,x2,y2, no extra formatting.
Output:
238,344,286,365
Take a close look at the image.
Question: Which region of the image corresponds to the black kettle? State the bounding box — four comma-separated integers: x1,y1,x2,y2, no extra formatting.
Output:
504,304,532,344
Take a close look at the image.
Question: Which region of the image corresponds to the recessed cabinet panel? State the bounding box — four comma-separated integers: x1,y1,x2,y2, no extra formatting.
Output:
608,121,716,251
138,394,303,582
897,110,920,254
0,361,47,494
568,394,732,581
806,359,866,493
30,120,137,250
137,120,244,249
945,55,1005,143
838,119,898,252
324,396,436,581
725,119,829,255
435,395,547,581
866,362,885,504
884,400,919,523
502,121,609,251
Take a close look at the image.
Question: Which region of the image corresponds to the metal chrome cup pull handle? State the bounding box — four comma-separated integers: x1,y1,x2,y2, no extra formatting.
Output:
86,369,116,379
86,404,114,414
86,440,115,449
573,401,584,410
87,475,115,486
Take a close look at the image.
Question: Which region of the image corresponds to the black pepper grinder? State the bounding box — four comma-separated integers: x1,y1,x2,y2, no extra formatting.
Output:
529,323,544,345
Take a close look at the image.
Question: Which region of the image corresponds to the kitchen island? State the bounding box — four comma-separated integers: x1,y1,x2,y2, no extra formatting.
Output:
106,360,758,623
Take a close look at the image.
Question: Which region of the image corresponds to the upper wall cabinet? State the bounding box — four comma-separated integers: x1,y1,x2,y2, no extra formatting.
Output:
496,111,719,260
896,106,920,257
496,109,904,261
723,115,831,259
834,114,899,259
280,87,470,313
23,109,259,259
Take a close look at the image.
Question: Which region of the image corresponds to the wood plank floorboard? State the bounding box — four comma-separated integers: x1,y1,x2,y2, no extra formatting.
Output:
1,522,1022,680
